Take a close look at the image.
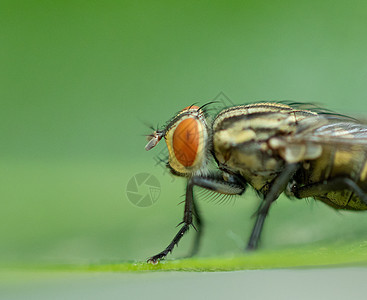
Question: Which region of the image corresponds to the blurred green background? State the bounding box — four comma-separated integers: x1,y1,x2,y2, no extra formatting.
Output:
2,0,367,266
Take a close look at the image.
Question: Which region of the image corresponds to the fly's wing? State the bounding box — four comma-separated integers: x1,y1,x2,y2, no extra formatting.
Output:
269,116,367,163
310,122,367,142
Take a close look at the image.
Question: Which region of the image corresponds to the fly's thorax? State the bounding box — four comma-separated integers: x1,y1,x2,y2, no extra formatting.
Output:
213,102,318,132
164,106,210,176
213,117,291,190
212,103,319,191
228,141,284,191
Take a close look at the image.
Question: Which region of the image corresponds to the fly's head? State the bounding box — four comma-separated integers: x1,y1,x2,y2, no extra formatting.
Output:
145,105,210,176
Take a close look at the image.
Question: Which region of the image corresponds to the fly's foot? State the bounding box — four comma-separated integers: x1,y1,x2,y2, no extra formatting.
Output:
147,251,169,264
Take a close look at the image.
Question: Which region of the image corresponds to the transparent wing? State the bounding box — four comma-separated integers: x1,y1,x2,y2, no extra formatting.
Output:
303,121,367,144
270,116,367,163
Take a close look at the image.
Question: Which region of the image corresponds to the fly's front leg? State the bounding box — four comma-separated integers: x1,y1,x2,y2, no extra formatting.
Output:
147,174,246,264
147,181,194,264
188,175,246,257
188,198,202,257
247,163,299,251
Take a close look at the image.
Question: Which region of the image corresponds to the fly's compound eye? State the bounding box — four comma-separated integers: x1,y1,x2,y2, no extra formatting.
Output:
165,106,208,174
172,118,199,167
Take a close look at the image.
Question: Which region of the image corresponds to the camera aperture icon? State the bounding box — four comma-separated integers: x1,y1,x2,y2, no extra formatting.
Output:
126,173,161,207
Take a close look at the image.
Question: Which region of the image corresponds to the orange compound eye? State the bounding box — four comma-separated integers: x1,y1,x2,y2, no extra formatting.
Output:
172,118,199,167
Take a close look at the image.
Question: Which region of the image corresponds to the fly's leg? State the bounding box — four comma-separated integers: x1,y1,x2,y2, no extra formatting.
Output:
147,181,194,264
188,199,203,257
147,175,246,264
247,163,299,251
188,175,246,257
291,177,367,205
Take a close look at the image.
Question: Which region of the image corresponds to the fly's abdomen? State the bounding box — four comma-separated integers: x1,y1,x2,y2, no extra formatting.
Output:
305,144,367,210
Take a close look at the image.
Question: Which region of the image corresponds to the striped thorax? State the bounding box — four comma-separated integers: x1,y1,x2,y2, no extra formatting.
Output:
212,103,320,192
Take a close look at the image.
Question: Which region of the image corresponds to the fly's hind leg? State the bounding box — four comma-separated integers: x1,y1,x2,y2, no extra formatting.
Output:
291,177,367,205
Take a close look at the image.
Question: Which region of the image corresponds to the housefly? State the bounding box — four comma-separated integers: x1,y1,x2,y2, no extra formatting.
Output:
145,102,367,263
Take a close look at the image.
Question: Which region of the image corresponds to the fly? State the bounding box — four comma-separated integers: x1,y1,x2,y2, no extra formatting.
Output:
144,102,367,263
